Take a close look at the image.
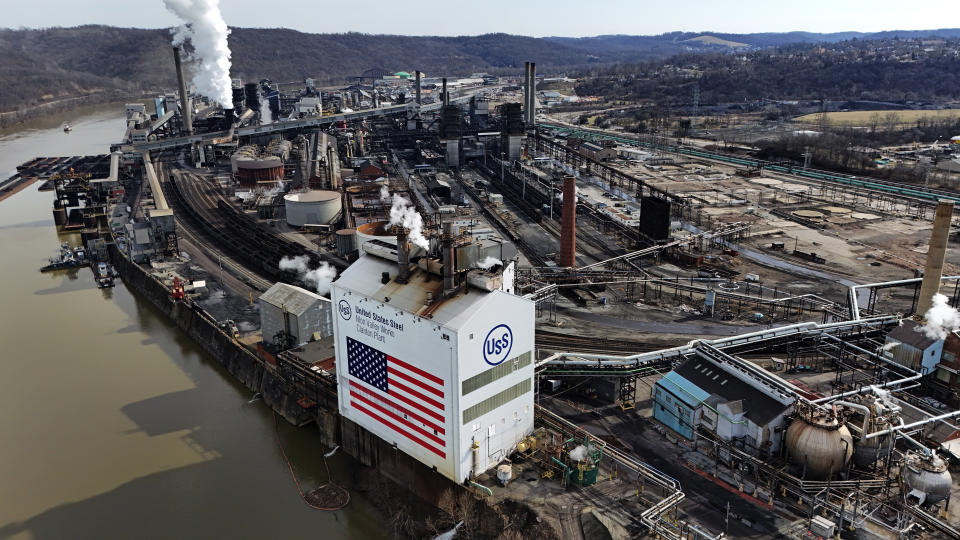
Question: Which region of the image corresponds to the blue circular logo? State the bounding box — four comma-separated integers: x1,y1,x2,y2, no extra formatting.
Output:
338,299,351,320
482,324,514,366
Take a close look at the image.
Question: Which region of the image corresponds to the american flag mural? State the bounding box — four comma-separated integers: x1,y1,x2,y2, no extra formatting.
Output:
346,336,447,459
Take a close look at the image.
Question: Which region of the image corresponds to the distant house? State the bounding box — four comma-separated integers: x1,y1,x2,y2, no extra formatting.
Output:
884,319,943,374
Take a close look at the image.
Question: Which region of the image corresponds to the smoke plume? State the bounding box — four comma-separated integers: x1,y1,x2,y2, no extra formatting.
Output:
389,194,429,250
477,256,502,270
279,255,337,295
569,445,588,461
163,0,233,108
379,185,391,202
917,293,960,340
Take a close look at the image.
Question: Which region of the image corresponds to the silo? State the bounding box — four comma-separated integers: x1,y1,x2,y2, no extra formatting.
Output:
335,229,357,257
283,191,342,227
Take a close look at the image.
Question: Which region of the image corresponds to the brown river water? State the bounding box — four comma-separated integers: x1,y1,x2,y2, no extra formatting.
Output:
0,103,387,539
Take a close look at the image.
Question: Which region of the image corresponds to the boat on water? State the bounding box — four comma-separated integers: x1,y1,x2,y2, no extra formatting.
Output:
62,122,72,133
96,261,116,288
39,243,85,272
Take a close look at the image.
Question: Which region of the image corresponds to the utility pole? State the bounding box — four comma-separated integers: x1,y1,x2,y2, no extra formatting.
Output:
725,501,730,535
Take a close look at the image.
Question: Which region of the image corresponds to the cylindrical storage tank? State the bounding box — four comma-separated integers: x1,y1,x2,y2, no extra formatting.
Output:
356,220,396,256
853,434,892,469
785,414,853,479
902,453,952,505
283,190,342,227
335,229,357,257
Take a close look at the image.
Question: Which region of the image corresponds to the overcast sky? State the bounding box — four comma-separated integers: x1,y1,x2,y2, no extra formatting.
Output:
3,0,959,37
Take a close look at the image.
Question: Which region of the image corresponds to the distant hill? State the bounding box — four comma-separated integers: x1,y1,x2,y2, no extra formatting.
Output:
682,35,749,48
2,25,960,115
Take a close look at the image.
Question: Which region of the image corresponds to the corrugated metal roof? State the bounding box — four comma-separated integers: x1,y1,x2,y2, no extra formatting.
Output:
657,371,710,408
260,282,326,316
886,319,939,351
676,355,791,427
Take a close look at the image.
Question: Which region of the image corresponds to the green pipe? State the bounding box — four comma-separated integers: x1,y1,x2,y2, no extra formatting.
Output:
470,481,492,498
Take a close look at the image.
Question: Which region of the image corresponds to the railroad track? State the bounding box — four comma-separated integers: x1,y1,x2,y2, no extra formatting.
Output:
536,329,670,355
159,167,274,291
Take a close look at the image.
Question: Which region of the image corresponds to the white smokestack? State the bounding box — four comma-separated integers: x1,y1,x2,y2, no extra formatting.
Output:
917,293,960,340
279,255,337,295
388,194,429,250
163,0,234,109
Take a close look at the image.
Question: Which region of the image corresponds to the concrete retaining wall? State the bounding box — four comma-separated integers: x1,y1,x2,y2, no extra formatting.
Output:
110,246,512,528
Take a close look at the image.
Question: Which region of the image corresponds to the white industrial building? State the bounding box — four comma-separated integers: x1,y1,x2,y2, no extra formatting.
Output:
259,282,334,347
883,319,944,374
655,353,794,455
331,228,533,482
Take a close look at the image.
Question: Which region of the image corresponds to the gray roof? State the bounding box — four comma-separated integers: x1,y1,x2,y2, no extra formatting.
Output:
259,282,327,316
676,355,791,427
887,319,939,350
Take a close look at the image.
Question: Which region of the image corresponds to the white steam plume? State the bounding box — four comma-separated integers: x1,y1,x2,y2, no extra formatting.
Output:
389,194,429,250
917,293,960,340
477,256,501,270
569,445,588,461
279,255,337,295
163,0,233,109
379,185,391,202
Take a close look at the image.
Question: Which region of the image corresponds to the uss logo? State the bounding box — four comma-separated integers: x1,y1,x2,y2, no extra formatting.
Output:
483,324,513,366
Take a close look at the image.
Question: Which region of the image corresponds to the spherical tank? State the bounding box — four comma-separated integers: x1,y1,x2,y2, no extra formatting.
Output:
785,416,853,479
902,453,952,505
284,190,342,227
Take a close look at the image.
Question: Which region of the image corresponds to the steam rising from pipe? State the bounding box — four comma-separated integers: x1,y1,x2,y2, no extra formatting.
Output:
388,194,429,250
917,293,960,340
569,445,588,461
279,255,337,295
163,0,233,108
477,256,501,270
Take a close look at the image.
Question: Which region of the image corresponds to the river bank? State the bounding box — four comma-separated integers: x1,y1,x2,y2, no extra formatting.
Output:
0,107,392,539
0,92,162,131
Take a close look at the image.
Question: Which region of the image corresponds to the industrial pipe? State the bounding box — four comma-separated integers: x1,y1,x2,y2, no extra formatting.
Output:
863,409,960,439
442,222,455,295
833,401,872,437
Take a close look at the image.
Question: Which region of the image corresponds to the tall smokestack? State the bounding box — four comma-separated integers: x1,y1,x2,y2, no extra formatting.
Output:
396,227,411,284
559,175,577,267
528,62,537,128
442,78,449,107
173,47,193,136
523,62,530,126
415,71,422,106
443,222,456,295
917,199,954,316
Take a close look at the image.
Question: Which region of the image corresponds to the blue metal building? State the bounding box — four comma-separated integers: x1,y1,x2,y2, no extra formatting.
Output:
653,371,710,440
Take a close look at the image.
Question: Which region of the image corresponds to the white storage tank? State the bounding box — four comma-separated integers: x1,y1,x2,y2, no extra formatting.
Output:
284,190,342,227
355,220,396,256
